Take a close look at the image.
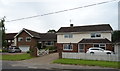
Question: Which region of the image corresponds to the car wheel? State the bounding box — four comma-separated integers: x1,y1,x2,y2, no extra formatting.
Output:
90,52,94,54
106,52,111,54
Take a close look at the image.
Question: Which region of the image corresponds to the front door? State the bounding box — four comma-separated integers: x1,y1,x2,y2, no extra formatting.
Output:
78,44,85,53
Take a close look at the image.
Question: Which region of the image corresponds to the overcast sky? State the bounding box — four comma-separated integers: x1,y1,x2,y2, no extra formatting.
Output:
0,0,119,33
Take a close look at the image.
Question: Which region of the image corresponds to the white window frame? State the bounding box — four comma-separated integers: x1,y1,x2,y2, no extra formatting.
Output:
8,40,11,42
18,37,23,42
93,44,106,49
64,34,73,38
26,37,31,42
63,44,73,51
12,40,14,42
91,33,101,38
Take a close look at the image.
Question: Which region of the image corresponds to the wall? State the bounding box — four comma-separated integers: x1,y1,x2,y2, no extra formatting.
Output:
57,32,112,43
16,31,37,48
62,52,119,62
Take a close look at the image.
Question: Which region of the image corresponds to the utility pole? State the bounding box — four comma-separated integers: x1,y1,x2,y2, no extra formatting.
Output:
0,16,6,48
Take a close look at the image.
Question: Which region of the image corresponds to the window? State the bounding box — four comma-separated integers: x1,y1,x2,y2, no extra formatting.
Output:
93,44,106,49
91,33,101,38
63,44,73,50
94,44,99,47
18,37,23,42
26,37,31,42
79,44,84,52
45,41,54,46
64,34,73,38
100,44,106,49
8,40,11,42
12,40,14,42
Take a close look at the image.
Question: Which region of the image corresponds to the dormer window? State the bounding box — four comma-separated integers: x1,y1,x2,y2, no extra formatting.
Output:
91,33,101,38
64,34,73,38
26,37,31,42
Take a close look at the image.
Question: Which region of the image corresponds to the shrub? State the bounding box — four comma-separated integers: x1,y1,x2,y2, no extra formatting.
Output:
26,51,30,53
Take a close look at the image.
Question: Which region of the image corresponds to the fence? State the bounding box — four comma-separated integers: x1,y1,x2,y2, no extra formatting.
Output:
37,49,49,56
62,52,120,62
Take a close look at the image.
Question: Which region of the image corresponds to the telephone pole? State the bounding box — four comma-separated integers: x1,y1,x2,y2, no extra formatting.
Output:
0,16,6,48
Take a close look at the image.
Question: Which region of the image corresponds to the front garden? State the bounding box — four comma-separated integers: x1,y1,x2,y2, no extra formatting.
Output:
53,58,120,68
0,53,33,61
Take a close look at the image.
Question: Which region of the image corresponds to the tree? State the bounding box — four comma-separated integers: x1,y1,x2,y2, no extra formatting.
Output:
112,30,120,42
47,29,56,33
0,17,6,48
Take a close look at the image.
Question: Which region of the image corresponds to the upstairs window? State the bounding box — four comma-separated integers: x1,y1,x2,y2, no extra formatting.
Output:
8,40,11,42
64,34,73,38
18,37,23,42
91,33,101,38
26,37,31,42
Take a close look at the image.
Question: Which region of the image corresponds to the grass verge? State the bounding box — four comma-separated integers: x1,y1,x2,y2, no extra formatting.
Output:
0,53,32,61
53,58,120,68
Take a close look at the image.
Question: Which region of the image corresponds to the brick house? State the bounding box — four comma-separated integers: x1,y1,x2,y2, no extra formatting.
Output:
5,33,17,47
14,28,57,52
57,24,113,57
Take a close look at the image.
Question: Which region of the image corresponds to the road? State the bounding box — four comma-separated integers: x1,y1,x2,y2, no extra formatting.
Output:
1,53,119,71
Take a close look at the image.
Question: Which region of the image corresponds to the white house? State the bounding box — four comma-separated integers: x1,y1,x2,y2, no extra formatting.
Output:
57,24,113,58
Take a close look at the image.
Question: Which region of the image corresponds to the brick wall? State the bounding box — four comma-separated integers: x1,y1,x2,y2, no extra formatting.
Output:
16,31,37,48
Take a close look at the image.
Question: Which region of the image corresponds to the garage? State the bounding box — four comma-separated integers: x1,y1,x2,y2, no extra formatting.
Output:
19,46,30,52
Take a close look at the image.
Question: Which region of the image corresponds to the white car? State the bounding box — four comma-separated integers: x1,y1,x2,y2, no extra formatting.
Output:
86,47,114,55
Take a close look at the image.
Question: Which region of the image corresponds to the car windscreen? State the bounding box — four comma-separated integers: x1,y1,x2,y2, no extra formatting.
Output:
90,49,100,50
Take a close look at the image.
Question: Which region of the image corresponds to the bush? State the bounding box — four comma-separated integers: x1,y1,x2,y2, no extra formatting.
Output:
2,49,8,52
26,51,30,53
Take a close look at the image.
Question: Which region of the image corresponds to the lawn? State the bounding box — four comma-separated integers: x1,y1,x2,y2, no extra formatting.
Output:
53,58,120,68
0,53,32,61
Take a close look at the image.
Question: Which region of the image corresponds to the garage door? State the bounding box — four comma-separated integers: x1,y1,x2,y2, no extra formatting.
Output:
19,46,30,52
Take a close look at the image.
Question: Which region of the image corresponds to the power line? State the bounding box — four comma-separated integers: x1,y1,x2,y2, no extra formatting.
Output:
5,0,117,22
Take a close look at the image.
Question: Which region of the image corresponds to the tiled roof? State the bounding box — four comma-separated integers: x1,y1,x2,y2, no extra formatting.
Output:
57,24,113,33
23,28,57,41
5,33,17,40
79,38,111,43
39,33,57,41
24,29,41,38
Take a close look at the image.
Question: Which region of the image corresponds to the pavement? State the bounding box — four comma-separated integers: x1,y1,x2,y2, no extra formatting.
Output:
2,52,119,71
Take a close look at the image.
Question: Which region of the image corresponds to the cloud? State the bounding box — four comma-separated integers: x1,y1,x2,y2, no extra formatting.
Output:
1,0,118,33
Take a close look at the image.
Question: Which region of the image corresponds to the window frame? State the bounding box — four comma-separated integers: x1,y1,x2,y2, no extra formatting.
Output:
63,44,73,51
91,33,101,38
45,41,54,46
93,44,106,49
18,37,23,42
64,34,73,38
26,37,31,42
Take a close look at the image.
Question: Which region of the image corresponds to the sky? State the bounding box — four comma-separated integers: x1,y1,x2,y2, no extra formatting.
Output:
0,0,119,33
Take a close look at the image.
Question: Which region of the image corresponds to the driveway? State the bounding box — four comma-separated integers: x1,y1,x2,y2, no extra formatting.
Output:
5,52,117,70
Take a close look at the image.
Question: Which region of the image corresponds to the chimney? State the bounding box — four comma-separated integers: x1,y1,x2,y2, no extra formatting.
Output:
70,24,73,27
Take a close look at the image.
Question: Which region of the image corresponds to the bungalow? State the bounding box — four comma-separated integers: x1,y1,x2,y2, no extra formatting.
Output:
57,24,113,57
9,28,57,52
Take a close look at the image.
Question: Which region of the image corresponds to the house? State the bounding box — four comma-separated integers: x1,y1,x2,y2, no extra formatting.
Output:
5,33,17,47
14,28,57,52
57,24,113,57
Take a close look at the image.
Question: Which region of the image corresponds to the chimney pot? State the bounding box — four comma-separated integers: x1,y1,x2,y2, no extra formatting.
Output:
70,24,73,27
